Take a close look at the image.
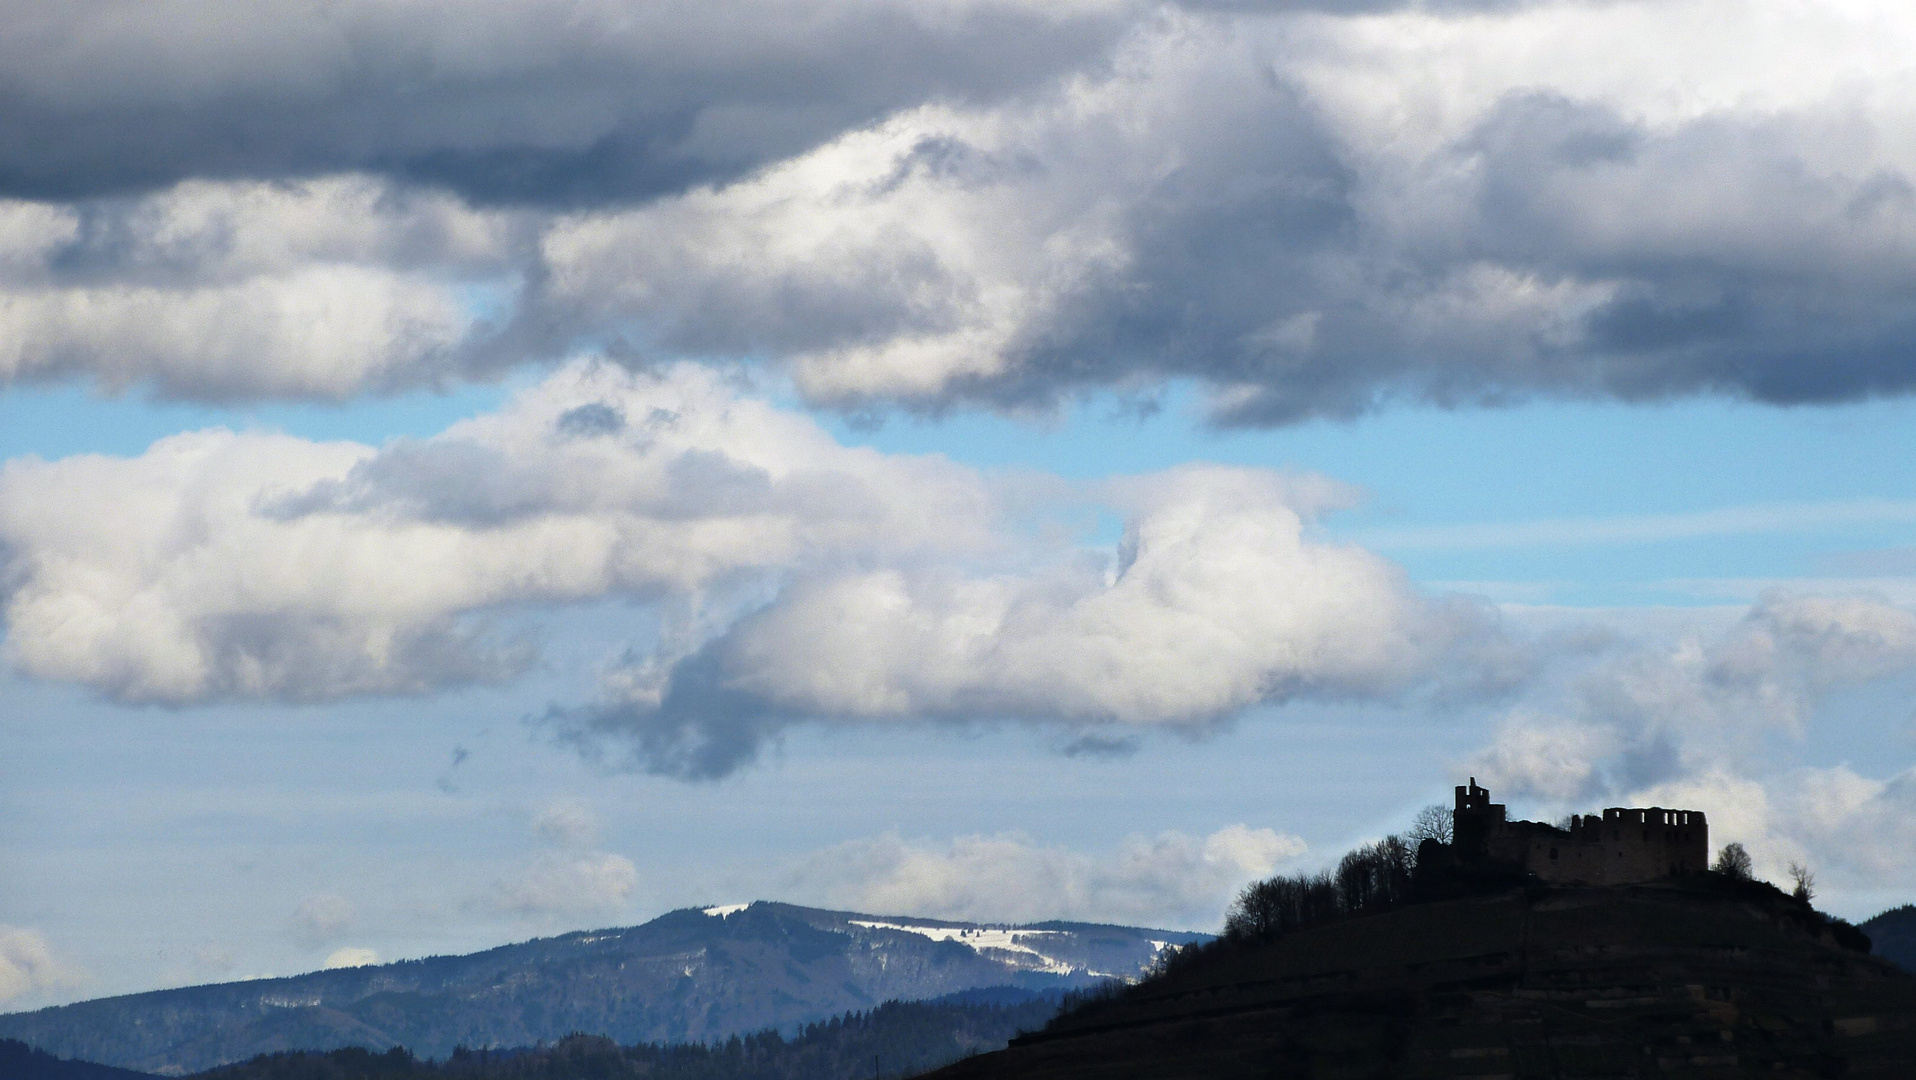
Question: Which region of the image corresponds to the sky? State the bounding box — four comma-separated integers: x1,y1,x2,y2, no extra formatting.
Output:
6,0,1916,1010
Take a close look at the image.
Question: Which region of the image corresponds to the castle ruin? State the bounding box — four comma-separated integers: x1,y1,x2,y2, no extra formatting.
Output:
1451,778,1708,885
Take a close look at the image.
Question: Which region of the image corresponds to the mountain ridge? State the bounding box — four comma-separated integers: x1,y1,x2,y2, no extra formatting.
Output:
0,901,1207,1076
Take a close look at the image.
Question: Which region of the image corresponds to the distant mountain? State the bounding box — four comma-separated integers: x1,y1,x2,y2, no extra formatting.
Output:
0,902,1206,1076
0,1038,156,1080
1863,904,1916,973
193,988,1064,1080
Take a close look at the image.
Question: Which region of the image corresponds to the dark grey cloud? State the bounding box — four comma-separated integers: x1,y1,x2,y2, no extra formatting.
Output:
976,86,1916,423
0,0,1137,207
550,651,786,781
554,402,626,439
529,24,1916,425
11,0,1916,422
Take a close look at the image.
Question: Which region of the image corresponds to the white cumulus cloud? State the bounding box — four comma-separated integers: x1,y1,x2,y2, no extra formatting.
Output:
0,359,993,703
563,464,1519,777
0,358,1515,778
0,176,517,398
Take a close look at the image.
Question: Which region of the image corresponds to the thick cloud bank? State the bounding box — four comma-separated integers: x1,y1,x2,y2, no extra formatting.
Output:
0,0,1131,205
0,360,1508,773
10,1,1916,416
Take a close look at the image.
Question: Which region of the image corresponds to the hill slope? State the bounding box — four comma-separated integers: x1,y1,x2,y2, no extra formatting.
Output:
928,882,1916,1079
0,1039,157,1080
192,988,1062,1080
1863,904,1916,974
0,902,1204,1076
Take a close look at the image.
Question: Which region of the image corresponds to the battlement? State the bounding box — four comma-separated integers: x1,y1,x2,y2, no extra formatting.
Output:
1451,779,1708,886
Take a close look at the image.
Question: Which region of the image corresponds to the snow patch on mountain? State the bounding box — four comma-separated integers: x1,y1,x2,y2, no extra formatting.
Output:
848,920,1077,975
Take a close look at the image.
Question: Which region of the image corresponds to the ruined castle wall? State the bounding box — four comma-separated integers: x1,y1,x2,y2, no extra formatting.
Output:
1477,809,1708,885
1451,781,1708,885
1503,825,1610,885
1595,808,1709,883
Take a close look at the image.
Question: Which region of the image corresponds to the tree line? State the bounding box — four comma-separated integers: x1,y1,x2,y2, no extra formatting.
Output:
188,994,1062,1080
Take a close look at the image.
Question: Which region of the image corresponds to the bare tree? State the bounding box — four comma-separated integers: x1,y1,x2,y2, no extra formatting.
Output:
1788,862,1815,903
1713,842,1753,880
1407,804,1453,845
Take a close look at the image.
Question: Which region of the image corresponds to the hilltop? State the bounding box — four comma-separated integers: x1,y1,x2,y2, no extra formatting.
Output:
928,878,1916,1078
0,903,1204,1076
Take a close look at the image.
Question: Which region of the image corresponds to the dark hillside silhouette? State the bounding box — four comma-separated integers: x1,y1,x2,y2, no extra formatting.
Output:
187,991,1061,1080
0,1039,156,1080
1865,905,1916,974
929,881,1915,1079
925,789,1907,1079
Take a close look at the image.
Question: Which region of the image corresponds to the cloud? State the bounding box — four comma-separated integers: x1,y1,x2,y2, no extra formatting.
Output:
1466,712,1621,803
1459,592,1916,898
6,3,1916,412
1468,591,1916,802
532,799,600,847
1620,765,1916,897
785,825,1306,927
0,358,1516,772
1781,765,1916,884
491,852,639,918
0,0,1133,206
0,926,85,1004
1585,592,1916,740
523,1,1916,422
557,465,1521,778
322,947,380,970
290,894,355,945
0,360,992,703
493,799,636,919
0,176,518,399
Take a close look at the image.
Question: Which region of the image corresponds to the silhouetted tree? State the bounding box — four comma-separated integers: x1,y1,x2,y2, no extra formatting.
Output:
1224,835,1417,942
1789,862,1815,903
1714,842,1753,880
1407,805,1453,845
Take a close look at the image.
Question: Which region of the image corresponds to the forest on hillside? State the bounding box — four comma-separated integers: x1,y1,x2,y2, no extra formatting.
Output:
190,992,1063,1080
